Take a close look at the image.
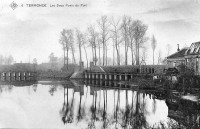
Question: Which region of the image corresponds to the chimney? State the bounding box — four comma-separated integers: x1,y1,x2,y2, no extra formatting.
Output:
177,44,180,51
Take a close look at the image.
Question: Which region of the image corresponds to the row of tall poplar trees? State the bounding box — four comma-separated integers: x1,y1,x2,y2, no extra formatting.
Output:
59,15,155,69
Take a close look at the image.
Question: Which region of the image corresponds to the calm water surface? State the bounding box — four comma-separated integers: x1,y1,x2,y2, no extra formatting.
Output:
0,80,170,128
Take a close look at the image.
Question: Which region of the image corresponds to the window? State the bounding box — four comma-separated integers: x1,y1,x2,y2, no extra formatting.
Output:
149,68,151,73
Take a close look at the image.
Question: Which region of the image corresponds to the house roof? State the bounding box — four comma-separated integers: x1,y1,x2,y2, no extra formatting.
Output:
185,41,200,55
167,47,188,59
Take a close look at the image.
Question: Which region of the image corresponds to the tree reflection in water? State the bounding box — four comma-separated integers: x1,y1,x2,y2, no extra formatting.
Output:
102,89,109,129
2,80,200,128
49,84,57,96
85,87,149,129
61,86,75,124
0,85,14,93
58,80,200,129
0,86,2,93
32,84,37,92
77,86,87,123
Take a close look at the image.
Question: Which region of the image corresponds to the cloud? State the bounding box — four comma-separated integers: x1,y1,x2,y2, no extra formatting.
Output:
143,0,200,20
0,0,200,63
152,18,200,55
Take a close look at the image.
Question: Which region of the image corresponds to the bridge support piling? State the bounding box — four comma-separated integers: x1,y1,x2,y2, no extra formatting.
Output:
114,82,117,87
100,80,103,86
84,73,86,79
114,74,117,80
109,81,112,87
105,74,108,80
96,73,98,80
100,74,103,80
89,73,91,79
86,73,89,79
92,73,95,80
119,74,122,80
125,74,128,81
109,74,112,81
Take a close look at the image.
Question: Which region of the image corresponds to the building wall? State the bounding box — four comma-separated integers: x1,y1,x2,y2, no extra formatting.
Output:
185,57,200,75
167,59,185,68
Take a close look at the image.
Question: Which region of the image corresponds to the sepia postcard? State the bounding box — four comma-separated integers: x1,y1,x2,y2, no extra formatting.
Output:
0,0,200,128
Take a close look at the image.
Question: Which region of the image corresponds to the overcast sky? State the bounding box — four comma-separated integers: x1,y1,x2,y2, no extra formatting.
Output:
0,0,200,64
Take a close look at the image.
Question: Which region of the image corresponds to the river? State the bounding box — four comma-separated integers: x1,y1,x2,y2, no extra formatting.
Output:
0,80,198,128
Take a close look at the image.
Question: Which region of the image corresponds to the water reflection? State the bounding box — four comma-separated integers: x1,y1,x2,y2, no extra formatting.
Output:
59,81,167,129
0,79,199,128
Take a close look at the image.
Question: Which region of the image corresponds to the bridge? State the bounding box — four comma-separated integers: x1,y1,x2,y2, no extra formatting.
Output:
84,65,169,81
0,71,36,81
0,63,37,81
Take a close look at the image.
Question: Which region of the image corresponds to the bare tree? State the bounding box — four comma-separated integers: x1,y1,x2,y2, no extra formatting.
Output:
49,52,58,70
6,55,14,65
97,36,102,65
110,16,122,66
142,47,147,64
88,25,98,65
166,43,171,56
59,29,68,68
121,15,130,65
59,29,74,69
157,50,162,65
32,58,37,64
112,37,115,66
82,33,89,68
0,55,4,65
68,29,76,64
151,35,157,65
97,15,110,66
132,20,148,65
76,29,84,64
127,17,136,65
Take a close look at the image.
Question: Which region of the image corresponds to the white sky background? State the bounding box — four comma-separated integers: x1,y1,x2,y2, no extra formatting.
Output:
0,0,200,64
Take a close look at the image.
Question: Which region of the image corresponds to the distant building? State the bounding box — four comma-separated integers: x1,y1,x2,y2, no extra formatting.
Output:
167,47,188,67
0,63,35,72
167,41,200,75
185,42,200,75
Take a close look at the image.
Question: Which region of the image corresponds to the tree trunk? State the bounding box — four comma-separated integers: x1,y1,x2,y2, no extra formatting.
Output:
153,50,154,65
131,47,134,65
106,45,108,66
91,46,94,63
99,45,101,66
136,40,139,65
103,42,105,66
125,39,127,65
94,45,97,66
131,40,135,65
79,44,82,63
113,41,115,66
126,45,129,65
84,46,88,68
71,48,76,64
67,85,68,106
64,47,66,67
67,49,69,69
117,44,120,65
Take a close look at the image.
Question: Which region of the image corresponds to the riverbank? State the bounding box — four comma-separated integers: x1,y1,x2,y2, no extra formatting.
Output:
36,71,73,80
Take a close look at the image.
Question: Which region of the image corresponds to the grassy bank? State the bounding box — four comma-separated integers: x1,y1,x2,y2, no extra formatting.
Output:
37,71,73,80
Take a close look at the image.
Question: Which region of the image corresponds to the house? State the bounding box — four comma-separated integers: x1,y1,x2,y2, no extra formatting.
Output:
184,42,200,75
167,42,200,75
166,47,188,67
